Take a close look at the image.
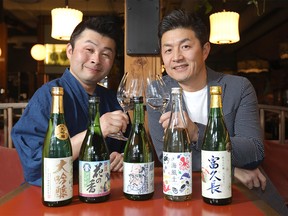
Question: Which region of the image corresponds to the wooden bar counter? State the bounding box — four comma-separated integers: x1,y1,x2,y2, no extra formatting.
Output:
0,167,278,215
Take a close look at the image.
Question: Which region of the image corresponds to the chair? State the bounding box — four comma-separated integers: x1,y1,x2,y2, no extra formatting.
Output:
0,103,28,148
258,104,288,144
258,105,288,204
0,146,24,197
262,140,288,205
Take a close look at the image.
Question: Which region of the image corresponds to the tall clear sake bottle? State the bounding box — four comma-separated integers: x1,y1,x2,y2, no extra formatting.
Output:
42,87,73,207
163,87,192,202
123,96,154,200
79,96,110,203
201,86,232,205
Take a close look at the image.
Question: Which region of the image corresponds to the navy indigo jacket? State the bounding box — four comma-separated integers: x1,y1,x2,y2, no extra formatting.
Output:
12,68,129,186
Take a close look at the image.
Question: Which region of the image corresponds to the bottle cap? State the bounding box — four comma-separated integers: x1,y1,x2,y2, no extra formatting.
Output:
210,86,222,95
133,96,143,103
171,87,182,94
51,87,64,95
89,96,100,103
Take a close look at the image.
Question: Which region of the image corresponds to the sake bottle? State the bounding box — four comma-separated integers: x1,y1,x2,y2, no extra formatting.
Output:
42,87,73,207
201,86,232,205
123,96,154,200
163,87,192,202
79,96,110,203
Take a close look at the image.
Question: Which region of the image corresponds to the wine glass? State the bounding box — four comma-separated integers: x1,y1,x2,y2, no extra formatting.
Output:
146,74,170,114
107,72,133,141
117,72,134,113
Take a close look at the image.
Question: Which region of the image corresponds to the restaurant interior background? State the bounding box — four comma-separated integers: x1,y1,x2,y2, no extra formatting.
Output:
0,0,287,205
0,0,287,102
0,0,287,140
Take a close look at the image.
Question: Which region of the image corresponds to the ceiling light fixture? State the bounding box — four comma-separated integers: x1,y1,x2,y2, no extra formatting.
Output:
51,0,83,41
209,0,240,44
279,42,288,60
30,44,46,61
237,59,269,73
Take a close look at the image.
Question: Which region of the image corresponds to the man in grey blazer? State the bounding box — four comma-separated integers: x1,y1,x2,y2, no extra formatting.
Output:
147,9,287,215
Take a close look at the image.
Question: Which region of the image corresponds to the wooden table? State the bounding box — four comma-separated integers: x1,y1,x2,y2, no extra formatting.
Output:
0,168,278,215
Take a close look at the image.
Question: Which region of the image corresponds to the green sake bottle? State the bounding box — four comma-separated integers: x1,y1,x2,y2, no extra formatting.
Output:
123,96,154,200
78,96,110,203
201,86,232,205
42,87,73,207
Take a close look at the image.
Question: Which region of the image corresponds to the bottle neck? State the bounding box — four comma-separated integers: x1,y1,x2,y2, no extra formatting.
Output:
89,101,101,129
209,94,223,117
172,93,183,113
133,98,144,125
51,95,64,114
169,92,187,129
210,94,222,108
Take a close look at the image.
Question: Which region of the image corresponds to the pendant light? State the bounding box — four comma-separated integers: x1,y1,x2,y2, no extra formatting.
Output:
31,44,46,61
237,59,269,73
209,0,240,44
51,0,83,41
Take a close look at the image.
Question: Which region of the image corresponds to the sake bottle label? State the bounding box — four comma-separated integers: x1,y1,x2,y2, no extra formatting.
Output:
163,152,192,196
79,160,110,197
123,162,154,195
54,124,69,140
43,157,73,201
201,150,231,199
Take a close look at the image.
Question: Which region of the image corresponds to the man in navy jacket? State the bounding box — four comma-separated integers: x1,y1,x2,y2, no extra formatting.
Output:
12,16,129,186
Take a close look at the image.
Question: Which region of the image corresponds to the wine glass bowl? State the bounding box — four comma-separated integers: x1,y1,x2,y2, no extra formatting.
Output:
117,72,133,113
107,72,132,141
108,72,144,141
117,72,144,111
146,75,170,114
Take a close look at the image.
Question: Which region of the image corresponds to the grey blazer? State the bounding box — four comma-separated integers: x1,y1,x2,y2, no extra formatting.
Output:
147,67,264,171
147,67,288,215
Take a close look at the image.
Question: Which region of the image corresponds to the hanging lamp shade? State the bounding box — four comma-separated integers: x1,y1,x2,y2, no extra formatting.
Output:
279,42,288,59
51,7,83,41
31,44,46,61
209,11,240,44
237,59,269,73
